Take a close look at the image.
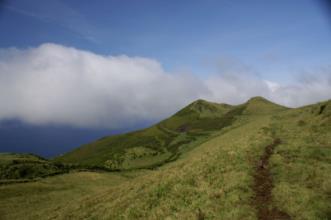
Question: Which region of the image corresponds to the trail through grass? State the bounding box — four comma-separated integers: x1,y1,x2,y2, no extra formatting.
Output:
253,138,290,220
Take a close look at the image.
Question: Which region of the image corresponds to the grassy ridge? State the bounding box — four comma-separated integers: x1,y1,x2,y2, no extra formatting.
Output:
54,97,287,171
54,99,245,170
0,97,330,219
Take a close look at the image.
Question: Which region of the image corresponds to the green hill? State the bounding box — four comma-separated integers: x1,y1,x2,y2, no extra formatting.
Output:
242,96,288,114
1,97,330,220
53,99,231,169
54,97,286,170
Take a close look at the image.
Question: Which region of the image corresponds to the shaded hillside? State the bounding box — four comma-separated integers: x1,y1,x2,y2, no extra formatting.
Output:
0,153,68,182
54,97,287,170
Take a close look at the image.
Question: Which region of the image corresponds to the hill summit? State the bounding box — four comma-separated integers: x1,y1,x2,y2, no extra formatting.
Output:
244,96,287,114
180,99,232,114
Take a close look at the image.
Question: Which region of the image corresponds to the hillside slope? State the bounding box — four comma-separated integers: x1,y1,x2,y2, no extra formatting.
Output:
54,97,286,170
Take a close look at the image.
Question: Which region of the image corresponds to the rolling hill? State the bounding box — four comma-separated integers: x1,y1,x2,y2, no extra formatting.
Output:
54,97,287,170
0,97,330,220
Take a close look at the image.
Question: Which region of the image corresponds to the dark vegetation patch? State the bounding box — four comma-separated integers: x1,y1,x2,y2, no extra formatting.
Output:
176,124,190,133
0,153,72,181
319,104,326,115
196,208,205,220
297,120,306,126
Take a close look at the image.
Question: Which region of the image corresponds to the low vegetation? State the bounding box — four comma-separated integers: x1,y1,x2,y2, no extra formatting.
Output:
269,101,331,219
0,153,69,182
0,97,330,219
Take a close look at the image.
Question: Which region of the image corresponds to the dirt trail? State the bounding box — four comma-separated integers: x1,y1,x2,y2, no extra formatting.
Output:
253,138,291,220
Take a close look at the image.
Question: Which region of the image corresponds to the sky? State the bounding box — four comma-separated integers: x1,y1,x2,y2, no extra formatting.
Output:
0,0,330,157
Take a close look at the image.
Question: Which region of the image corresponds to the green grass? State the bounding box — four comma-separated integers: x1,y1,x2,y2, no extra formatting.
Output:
268,100,331,219
0,97,330,219
0,171,130,220
1,114,273,219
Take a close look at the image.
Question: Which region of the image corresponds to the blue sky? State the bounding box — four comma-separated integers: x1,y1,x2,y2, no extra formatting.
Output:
1,0,331,82
0,0,331,157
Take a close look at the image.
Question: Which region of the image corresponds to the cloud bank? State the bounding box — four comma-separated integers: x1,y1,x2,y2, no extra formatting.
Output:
0,43,208,128
0,43,330,128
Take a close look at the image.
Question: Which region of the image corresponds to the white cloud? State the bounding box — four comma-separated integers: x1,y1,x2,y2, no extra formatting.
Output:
267,71,331,107
205,73,272,104
0,43,330,128
204,69,331,107
264,80,281,92
0,43,209,128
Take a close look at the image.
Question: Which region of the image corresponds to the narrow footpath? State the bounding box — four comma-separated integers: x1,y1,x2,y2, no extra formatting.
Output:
253,138,291,220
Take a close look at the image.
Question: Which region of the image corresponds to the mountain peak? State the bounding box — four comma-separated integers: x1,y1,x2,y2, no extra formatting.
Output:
189,99,219,108
174,99,232,118
247,96,270,103
190,99,210,105
244,96,287,114
189,99,231,112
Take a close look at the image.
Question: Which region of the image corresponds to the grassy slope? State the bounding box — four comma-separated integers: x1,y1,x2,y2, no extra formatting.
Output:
0,97,330,219
58,115,274,220
0,171,130,219
54,99,236,170
1,114,272,220
269,100,331,219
